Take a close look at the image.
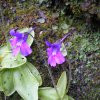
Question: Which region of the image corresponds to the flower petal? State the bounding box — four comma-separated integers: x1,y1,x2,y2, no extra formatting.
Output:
10,37,18,49
14,31,24,38
20,42,32,56
48,56,57,67
12,46,20,56
55,52,65,64
47,48,52,56
10,29,23,38
10,29,16,36
23,34,28,42
46,41,66,67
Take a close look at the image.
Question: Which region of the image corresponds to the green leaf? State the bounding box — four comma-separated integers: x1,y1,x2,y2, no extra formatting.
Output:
0,69,15,96
27,29,35,46
60,43,67,56
39,87,59,100
18,27,35,46
0,46,9,64
68,96,74,100
0,46,9,55
26,62,42,86
63,95,68,100
0,53,26,70
57,71,67,98
39,71,67,100
13,64,39,100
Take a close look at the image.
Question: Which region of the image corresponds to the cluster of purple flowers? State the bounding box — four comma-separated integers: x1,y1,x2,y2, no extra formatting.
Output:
9,28,74,67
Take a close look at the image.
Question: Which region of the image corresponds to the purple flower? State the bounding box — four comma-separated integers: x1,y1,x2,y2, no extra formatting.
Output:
9,29,32,56
45,28,76,67
46,41,65,67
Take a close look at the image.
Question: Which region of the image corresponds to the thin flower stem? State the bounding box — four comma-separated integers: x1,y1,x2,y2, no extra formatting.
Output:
66,58,72,93
61,58,72,94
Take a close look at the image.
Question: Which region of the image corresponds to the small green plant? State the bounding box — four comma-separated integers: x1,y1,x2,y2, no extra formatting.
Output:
0,28,74,100
0,28,42,100
39,71,74,100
